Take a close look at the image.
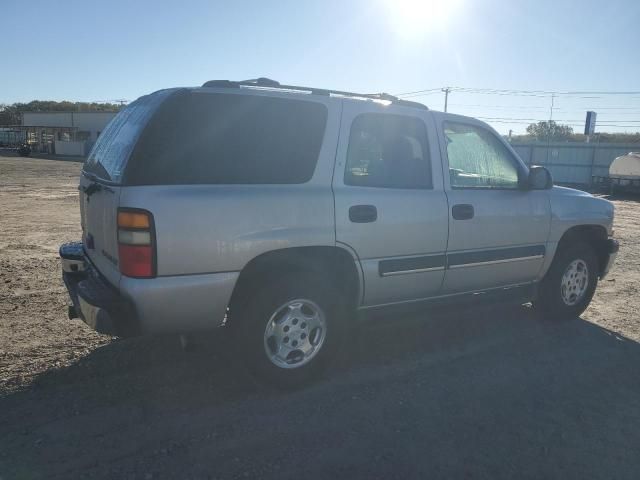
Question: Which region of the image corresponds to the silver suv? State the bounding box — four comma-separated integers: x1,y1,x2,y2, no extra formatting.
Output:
61,78,619,385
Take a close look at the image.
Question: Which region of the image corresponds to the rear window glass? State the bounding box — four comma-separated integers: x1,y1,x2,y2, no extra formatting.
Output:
124,92,328,185
83,90,172,182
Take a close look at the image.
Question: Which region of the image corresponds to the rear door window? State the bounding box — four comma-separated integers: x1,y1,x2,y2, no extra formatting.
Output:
124,92,328,185
83,90,172,182
344,113,432,189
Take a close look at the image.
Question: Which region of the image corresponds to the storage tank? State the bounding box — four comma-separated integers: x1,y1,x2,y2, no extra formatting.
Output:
610,152,640,179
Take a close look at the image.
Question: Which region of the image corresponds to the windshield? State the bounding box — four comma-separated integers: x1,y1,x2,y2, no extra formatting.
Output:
83,89,173,182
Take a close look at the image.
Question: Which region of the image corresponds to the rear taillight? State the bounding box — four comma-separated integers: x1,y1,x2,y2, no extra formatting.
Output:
117,209,155,278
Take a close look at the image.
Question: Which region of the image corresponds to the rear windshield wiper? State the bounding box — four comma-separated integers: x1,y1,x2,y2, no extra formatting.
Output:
80,182,103,197
79,172,114,197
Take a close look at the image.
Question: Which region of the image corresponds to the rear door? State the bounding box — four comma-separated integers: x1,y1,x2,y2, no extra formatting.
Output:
333,101,449,307
80,90,173,287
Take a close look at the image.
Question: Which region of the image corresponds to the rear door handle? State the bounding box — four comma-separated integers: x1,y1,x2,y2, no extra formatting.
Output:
452,204,474,220
349,205,377,223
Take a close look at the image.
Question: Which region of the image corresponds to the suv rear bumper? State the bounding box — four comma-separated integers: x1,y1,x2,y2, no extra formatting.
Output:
60,242,137,336
60,241,239,335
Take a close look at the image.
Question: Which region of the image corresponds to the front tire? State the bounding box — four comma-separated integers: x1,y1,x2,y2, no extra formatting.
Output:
231,273,347,388
534,242,598,319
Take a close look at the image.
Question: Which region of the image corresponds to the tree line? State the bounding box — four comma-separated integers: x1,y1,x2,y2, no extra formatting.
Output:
510,120,640,144
0,101,123,125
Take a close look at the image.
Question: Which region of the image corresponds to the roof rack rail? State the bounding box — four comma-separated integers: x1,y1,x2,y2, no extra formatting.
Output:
200,78,428,110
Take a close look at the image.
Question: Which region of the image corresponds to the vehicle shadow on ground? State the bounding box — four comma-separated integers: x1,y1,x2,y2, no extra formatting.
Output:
2,306,640,479
2,306,581,407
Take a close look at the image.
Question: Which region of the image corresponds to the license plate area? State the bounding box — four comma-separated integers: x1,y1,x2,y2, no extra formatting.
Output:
61,257,86,274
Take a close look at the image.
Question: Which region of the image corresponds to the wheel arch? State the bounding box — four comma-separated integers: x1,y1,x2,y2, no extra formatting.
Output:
554,224,610,277
227,246,363,322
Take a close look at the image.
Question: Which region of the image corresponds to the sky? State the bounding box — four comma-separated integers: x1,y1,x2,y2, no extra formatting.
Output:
2,0,640,134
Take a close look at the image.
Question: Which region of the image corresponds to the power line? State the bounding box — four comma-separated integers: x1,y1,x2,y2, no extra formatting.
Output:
476,119,640,129
554,90,640,95
393,88,445,96
476,116,640,123
559,111,640,115
450,103,640,112
411,87,640,96
393,86,640,132
396,87,640,104
450,88,553,98
449,104,550,110
396,91,443,98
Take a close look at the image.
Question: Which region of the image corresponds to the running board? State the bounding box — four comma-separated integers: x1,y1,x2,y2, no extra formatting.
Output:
358,283,537,322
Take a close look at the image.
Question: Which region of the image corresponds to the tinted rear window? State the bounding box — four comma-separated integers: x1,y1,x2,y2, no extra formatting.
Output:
84,90,172,182
124,92,328,185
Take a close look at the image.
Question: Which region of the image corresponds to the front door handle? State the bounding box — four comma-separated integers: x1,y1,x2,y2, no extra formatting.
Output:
452,204,474,220
349,205,377,223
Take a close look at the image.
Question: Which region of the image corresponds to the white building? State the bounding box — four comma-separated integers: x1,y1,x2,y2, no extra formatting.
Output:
22,111,117,156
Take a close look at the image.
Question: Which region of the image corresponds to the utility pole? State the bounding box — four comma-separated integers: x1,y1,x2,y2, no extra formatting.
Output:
545,93,556,165
442,87,451,112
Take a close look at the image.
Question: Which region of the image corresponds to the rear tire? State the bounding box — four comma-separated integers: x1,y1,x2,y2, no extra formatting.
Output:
231,272,347,388
534,241,598,319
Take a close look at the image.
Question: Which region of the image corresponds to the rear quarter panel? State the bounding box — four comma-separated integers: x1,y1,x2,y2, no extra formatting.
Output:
118,94,341,276
119,184,336,275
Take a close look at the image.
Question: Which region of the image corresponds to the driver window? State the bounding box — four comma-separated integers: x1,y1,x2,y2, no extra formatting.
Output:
444,122,520,189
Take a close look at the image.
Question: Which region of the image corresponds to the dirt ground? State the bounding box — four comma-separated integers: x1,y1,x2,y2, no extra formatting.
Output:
1,155,639,479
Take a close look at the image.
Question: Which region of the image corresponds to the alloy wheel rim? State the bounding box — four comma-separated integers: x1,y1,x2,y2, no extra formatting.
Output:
263,299,327,369
560,259,589,306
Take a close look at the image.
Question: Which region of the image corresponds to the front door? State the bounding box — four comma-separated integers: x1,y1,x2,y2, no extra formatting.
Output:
333,102,449,307
436,116,551,294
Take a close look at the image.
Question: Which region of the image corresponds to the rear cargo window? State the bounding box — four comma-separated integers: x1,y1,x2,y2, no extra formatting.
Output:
84,90,172,182
124,92,328,185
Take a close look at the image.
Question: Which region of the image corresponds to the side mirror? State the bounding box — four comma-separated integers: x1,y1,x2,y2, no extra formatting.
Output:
527,166,553,190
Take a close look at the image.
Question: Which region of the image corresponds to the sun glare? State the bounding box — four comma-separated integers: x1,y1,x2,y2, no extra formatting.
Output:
385,0,462,37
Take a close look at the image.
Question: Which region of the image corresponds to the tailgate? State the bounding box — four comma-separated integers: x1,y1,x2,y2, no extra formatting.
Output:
79,175,121,287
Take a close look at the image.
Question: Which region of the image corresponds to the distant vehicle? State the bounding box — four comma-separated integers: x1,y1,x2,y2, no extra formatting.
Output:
593,152,640,194
0,142,31,156
60,78,619,386
17,143,31,157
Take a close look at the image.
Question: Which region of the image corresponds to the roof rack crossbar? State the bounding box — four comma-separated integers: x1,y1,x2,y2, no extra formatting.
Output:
201,78,428,110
